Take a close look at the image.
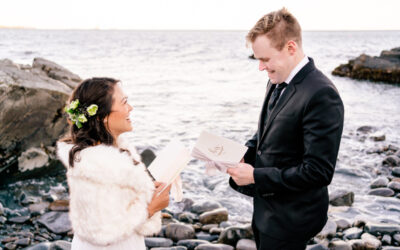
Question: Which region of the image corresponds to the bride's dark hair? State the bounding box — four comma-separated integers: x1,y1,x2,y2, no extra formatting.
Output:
60,77,119,167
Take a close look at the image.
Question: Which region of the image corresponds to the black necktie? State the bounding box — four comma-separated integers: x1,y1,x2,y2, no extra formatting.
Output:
261,82,288,132
268,82,288,112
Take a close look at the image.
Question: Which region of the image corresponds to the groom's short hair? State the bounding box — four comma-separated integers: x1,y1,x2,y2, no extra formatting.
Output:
247,7,302,51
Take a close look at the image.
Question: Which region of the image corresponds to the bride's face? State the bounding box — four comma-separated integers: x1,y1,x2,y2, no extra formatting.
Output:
105,84,133,139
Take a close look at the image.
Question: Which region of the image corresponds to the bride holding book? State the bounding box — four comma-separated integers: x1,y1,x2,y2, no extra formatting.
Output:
57,77,172,250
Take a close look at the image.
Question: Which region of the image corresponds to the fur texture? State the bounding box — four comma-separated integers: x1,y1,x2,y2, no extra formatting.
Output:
57,138,161,246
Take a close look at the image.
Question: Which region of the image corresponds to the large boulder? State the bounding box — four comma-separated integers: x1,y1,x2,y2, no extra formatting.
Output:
332,47,400,84
32,57,81,89
0,58,80,185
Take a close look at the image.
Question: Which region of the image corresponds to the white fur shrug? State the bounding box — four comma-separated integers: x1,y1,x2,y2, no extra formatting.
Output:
56,138,161,246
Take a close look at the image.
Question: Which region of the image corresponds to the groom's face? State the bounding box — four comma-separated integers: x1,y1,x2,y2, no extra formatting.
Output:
252,35,292,84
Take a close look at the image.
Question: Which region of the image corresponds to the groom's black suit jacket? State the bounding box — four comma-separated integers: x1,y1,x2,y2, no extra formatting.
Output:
230,58,344,242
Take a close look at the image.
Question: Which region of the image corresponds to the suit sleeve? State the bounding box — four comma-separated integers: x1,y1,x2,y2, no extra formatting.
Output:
253,87,344,193
229,131,258,197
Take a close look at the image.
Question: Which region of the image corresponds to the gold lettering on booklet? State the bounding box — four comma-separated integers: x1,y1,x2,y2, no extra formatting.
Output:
208,145,225,156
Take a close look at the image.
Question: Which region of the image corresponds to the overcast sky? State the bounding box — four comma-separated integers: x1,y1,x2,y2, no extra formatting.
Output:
1,0,399,30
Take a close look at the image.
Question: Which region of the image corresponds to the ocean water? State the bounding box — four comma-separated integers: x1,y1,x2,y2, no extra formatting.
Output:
1,29,400,224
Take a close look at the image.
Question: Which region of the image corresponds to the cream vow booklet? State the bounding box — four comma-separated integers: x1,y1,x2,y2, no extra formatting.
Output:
191,131,248,175
148,139,191,201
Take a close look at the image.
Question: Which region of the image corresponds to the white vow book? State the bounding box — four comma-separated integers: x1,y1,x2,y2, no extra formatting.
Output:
147,139,191,201
191,131,248,175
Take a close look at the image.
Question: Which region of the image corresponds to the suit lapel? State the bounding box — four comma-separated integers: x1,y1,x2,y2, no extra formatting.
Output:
259,83,296,146
257,57,316,148
257,80,275,143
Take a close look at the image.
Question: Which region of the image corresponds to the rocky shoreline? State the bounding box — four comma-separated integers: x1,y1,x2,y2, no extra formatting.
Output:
1,128,400,249
0,58,80,185
1,179,400,250
332,47,400,84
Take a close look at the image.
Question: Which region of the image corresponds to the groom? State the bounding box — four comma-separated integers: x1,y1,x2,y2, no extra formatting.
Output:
227,8,344,250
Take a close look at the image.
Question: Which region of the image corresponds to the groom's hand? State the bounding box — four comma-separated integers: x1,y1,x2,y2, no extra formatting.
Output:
227,163,255,186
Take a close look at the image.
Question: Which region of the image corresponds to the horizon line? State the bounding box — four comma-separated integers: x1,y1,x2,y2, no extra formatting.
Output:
1,26,400,32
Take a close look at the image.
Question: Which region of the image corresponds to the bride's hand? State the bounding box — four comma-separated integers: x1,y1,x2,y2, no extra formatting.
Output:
147,182,171,218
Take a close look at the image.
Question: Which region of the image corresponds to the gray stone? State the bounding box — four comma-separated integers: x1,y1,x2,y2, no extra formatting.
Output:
15,238,30,246
236,239,257,250
209,227,223,235
393,233,400,243
4,243,16,250
365,222,400,235
306,244,328,250
178,212,197,224
165,223,196,242
382,247,400,250
360,233,382,249
196,231,219,242
347,238,380,250
49,200,69,212
201,224,219,232
332,47,400,84
388,181,400,192
316,219,337,239
0,58,75,184
353,219,366,228
8,215,30,223
52,240,72,250
1,237,18,243
368,188,395,197
25,240,71,250
343,227,363,240
194,244,234,250
219,221,232,228
28,202,50,215
37,211,72,234
218,224,253,246
392,167,400,177
199,208,228,225
356,126,377,134
18,147,49,172
145,237,173,248
151,247,187,250
177,239,209,250
370,177,389,189
383,155,400,167
327,240,352,250
191,200,222,214
0,202,3,216
0,216,6,224
32,57,81,89
369,132,386,142
334,218,351,230
382,234,392,245
329,190,354,206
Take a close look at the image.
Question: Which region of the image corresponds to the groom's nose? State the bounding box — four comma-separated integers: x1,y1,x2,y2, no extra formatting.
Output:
259,61,267,71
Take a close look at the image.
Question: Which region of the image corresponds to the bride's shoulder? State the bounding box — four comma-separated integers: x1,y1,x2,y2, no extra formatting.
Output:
56,141,132,169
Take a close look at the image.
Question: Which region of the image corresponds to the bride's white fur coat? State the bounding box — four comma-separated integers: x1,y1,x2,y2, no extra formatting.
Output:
56,137,161,246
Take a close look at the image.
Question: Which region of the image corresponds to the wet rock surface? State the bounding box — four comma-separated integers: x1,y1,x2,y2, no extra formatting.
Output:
332,47,400,84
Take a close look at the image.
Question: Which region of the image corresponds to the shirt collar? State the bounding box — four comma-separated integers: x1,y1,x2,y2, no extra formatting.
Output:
284,56,309,85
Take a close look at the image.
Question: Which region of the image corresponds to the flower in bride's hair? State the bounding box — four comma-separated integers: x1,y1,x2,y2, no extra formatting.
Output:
68,113,77,122
86,104,98,116
64,99,98,129
69,99,80,110
78,114,87,123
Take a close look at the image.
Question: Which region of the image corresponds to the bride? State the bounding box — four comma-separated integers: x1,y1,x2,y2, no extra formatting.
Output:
57,77,171,250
